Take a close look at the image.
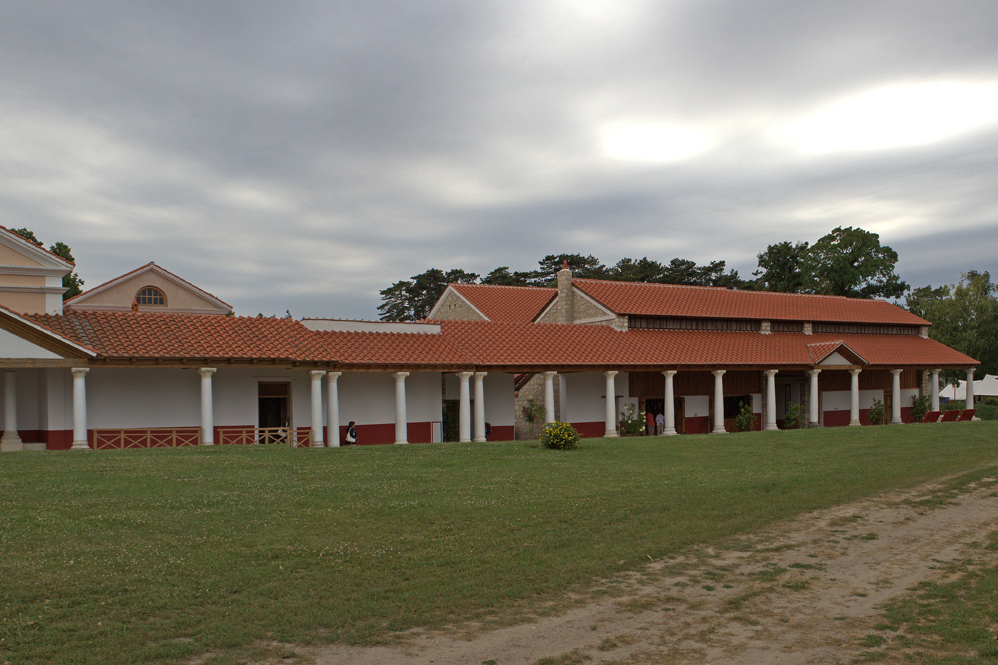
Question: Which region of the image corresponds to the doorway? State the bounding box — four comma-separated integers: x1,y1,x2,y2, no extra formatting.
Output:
258,382,291,430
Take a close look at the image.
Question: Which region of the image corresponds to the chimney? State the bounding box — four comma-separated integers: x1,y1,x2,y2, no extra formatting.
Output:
557,261,574,324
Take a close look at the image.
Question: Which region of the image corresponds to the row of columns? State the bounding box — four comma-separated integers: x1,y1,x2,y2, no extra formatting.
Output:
3,364,980,452
455,372,490,442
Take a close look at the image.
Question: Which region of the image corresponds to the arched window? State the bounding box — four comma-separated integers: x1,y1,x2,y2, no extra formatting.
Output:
136,287,166,306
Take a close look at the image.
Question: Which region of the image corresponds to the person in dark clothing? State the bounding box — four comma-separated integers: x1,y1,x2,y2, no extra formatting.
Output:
344,421,358,445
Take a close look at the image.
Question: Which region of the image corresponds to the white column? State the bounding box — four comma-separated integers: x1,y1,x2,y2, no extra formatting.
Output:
543,371,557,424
808,369,821,427
849,369,861,426
662,370,677,436
930,369,940,412
890,369,903,424
394,372,409,444
72,367,90,449
309,370,325,446
473,372,487,442
457,371,472,443
764,370,778,431
965,368,975,409
199,368,216,445
1,370,22,451
326,372,341,447
604,371,618,437
712,370,726,433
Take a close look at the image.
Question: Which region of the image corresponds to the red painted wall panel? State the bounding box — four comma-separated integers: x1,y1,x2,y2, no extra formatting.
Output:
571,421,606,438
488,425,515,441
684,416,709,434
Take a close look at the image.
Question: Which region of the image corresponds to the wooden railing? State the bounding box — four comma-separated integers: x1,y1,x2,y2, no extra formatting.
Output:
216,426,312,447
92,428,201,450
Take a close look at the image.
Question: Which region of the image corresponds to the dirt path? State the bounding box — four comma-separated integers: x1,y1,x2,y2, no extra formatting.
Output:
307,475,998,665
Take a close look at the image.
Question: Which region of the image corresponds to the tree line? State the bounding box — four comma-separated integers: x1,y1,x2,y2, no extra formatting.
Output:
379,226,996,379
379,226,907,321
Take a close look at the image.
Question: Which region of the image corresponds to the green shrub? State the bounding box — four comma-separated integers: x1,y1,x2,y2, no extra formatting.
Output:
736,401,755,432
911,394,930,423
541,421,581,450
868,399,886,425
783,404,804,430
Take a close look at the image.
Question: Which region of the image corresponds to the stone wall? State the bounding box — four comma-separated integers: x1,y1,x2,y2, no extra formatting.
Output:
432,290,486,321
513,373,560,440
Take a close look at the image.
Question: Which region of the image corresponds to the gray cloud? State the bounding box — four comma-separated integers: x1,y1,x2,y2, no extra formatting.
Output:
1,0,995,318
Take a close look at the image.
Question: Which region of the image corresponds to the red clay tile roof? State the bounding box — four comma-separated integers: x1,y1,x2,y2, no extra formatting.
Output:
65,262,232,308
446,283,556,322
310,329,472,367
23,311,975,370
572,279,929,326
806,341,858,364
438,321,975,369
28,311,335,362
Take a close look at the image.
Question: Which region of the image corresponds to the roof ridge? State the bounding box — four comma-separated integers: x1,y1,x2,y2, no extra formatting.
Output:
452,283,553,291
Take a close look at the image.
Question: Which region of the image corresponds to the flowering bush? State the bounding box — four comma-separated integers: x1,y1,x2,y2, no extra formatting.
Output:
541,421,581,450
619,403,646,436
521,398,545,424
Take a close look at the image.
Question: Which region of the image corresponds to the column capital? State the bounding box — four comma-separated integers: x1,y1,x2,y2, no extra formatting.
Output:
849,368,862,377
807,368,821,377
309,370,327,377
603,370,618,379
930,368,940,376
457,371,473,380
393,371,409,382
661,369,677,378
764,369,778,378
712,369,726,377
198,367,217,378
543,370,558,379
473,371,488,379
890,368,903,376
72,367,90,378
325,371,341,381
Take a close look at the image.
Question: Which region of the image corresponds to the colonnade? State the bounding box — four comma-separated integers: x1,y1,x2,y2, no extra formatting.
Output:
0,363,975,452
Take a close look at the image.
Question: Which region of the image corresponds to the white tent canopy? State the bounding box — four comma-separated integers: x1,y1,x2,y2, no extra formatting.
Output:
939,374,998,400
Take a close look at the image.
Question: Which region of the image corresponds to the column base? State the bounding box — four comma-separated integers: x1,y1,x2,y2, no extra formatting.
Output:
849,420,861,427
807,422,821,429
0,436,23,452
604,430,618,438
663,428,677,436
764,424,778,432
473,437,486,443
891,418,903,425
713,427,727,434
71,440,90,450
459,438,471,443
395,440,409,445
201,441,214,446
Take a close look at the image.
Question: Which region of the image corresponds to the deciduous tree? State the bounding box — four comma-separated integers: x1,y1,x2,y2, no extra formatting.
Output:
906,271,997,379
801,227,907,299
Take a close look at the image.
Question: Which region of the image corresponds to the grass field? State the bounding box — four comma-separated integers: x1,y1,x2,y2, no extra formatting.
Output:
1,422,997,664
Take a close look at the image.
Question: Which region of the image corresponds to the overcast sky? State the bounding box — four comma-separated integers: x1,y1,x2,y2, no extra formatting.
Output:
2,1,996,318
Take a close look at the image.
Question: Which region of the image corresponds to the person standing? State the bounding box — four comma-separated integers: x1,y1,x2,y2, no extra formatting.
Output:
344,421,358,445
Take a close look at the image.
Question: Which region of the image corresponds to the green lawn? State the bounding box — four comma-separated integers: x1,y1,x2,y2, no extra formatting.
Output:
1,422,997,664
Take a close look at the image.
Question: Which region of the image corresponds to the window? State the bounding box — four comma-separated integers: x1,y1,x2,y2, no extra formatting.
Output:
136,287,165,306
